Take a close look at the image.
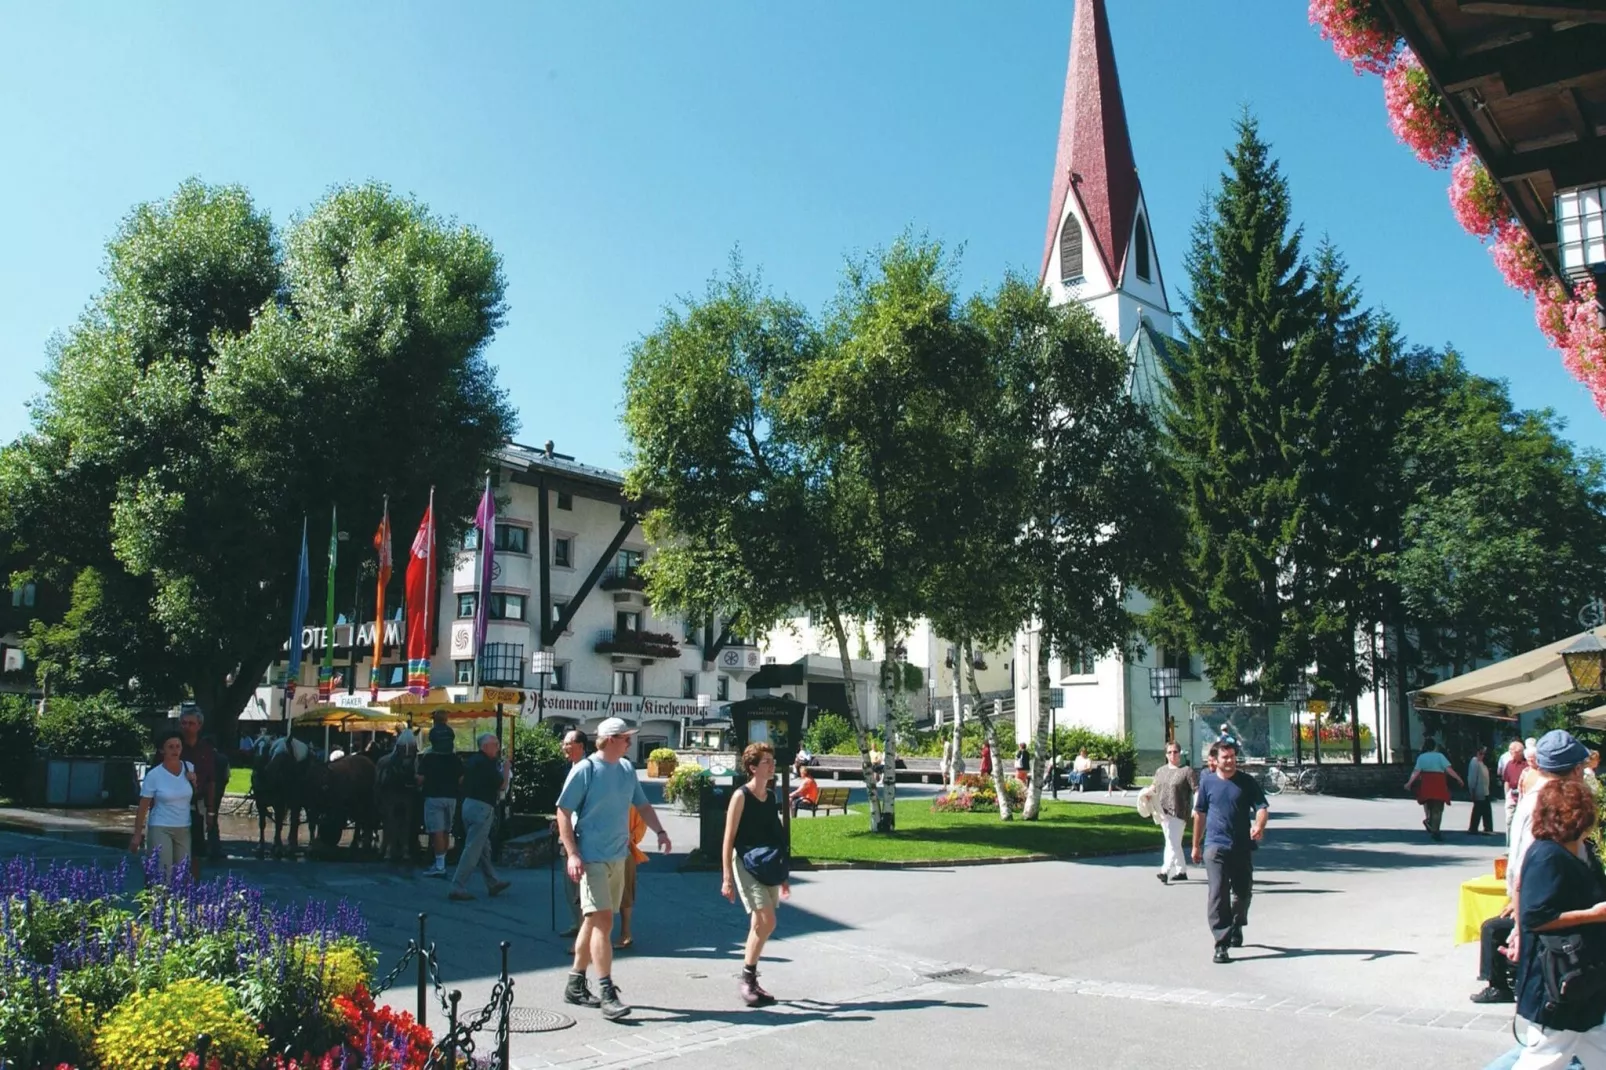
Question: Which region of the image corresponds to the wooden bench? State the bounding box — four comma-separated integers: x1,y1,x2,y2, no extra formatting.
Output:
795,785,851,817
807,756,947,784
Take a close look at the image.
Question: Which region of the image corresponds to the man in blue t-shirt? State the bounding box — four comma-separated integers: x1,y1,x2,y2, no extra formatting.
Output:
555,717,672,1021
1191,738,1270,963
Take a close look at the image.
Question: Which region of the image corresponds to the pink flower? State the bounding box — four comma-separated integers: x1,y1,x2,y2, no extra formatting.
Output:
1448,154,1509,239
1491,220,1549,296
1383,48,1462,167
1309,0,1399,75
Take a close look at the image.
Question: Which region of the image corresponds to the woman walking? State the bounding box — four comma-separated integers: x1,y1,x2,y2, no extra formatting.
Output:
721,742,790,1007
131,733,198,880
1405,739,1463,842
1015,743,1030,785
1510,777,1606,1066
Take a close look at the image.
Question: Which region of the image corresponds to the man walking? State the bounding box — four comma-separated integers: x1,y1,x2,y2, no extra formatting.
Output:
1152,741,1198,885
1500,740,1527,841
449,733,511,901
376,729,419,864
555,717,672,1020
554,728,589,938
1191,738,1268,963
417,730,461,877
178,709,221,875
1466,745,1493,835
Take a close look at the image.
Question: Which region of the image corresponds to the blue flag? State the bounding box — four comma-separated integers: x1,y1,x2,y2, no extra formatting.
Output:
287,517,311,680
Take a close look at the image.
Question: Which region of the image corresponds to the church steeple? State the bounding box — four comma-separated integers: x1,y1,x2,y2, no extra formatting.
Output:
1040,0,1170,344
1040,0,1139,289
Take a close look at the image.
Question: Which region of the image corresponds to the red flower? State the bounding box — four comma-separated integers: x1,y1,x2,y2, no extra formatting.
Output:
332,985,433,1070
1383,48,1462,167
1309,0,1398,75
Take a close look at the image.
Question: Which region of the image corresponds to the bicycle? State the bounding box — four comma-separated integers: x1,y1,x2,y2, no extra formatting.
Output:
1256,760,1323,796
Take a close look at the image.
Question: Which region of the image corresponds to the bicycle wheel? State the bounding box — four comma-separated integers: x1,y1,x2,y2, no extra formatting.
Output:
1259,769,1284,796
1298,767,1323,795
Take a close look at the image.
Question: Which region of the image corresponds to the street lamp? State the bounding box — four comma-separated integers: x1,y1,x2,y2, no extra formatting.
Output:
530,649,554,723
1556,182,1606,285
1150,666,1180,745
1563,633,1606,693
1287,677,1311,766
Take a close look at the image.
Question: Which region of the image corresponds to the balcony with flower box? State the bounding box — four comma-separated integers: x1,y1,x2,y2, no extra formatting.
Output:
600,563,648,607
595,628,682,666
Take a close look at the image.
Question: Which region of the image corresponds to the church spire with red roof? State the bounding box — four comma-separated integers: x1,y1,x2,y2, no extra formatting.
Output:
1039,0,1142,289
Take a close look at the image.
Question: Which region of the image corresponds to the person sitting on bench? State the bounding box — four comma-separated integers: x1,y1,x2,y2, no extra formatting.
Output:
790,766,821,816
1069,749,1094,791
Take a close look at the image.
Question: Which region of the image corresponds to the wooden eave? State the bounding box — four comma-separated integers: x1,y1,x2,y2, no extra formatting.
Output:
1377,0,1606,273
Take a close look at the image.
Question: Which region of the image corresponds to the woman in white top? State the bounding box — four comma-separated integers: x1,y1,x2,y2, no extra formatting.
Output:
131,734,196,879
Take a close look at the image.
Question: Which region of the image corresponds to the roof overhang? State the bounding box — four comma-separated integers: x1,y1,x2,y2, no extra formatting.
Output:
1411,625,1606,719
1377,0,1606,276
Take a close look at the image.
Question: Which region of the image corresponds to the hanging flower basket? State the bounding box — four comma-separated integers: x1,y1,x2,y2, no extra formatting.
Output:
1309,0,1399,75
1383,48,1462,167
1448,154,1510,239
1490,219,1549,296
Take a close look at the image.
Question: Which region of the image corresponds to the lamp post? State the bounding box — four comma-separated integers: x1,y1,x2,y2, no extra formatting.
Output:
694,693,710,751
1562,633,1606,694
530,650,554,724
1287,677,1311,767
1149,666,1180,746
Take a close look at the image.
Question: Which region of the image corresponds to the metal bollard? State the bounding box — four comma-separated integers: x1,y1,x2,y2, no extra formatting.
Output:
446,990,461,1069
416,913,428,1028
498,941,512,1070
195,1033,212,1067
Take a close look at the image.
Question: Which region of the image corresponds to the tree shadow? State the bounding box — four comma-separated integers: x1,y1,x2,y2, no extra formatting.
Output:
622,995,987,1029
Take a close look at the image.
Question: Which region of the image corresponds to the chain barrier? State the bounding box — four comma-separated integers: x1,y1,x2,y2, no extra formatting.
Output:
426,941,455,1015
370,939,419,997
423,975,513,1070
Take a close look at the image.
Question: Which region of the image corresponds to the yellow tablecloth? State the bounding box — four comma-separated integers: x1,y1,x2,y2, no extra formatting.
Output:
1457,874,1508,945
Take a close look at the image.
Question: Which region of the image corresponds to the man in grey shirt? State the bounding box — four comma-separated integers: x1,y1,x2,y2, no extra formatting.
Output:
1152,741,1199,885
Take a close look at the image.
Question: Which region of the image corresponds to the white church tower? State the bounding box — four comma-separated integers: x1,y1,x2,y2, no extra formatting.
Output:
1012,0,1207,762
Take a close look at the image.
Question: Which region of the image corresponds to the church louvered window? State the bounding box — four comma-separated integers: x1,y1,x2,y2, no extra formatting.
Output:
1134,215,1151,282
1059,214,1084,283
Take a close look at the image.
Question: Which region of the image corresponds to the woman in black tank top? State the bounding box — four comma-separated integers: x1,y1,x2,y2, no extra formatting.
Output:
721,742,791,1007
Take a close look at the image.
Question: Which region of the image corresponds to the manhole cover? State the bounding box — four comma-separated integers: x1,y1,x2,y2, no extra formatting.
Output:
922,968,991,985
506,1007,576,1033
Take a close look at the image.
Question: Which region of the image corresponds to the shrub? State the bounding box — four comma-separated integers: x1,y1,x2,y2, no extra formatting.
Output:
647,747,678,763
510,721,567,815
96,977,267,1070
0,693,37,800
804,713,855,755
1050,726,1137,784
663,765,712,811
36,692,147,759
0,981,95,1069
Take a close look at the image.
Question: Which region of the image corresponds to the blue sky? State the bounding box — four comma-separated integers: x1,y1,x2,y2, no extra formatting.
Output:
2,1,1599,466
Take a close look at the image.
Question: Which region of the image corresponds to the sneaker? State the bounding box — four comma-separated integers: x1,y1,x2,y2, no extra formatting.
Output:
563,974,601,1008
449,890,474,901
1470,986,1514,1005
1156,873,1169,886
1174,873,1189,881
1213,947,1230,964
488,879,512,897
424,867,448,880
599,981,630,1021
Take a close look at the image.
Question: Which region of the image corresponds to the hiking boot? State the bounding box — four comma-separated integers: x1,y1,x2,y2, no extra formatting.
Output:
1470,986,1514,1005
739,974,771,1007
563,973,600,1008
599,980,630,1020
749,975,777,1006
1213,946,1230,964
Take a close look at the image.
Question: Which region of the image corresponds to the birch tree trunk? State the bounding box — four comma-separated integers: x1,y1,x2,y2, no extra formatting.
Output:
1022,627,1053,821
876,634,901,833
825,609,889,831
948,643,965,789
964,640,1013,820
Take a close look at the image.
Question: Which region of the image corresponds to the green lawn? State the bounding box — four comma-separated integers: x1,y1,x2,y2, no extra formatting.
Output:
787,798,1166,864
227,767,252,795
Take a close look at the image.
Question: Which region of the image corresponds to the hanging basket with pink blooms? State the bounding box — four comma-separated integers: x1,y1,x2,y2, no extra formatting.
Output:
1490,219,1550,296
1448,154,1510,239
1308,0,1399,75
1383,48,1463,167
1558,278,1606,412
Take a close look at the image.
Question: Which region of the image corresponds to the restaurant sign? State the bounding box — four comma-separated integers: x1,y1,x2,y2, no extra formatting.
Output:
528,691,709,721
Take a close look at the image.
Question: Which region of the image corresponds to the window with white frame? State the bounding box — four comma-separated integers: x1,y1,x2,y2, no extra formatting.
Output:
614,669,640,696
454,660,473,685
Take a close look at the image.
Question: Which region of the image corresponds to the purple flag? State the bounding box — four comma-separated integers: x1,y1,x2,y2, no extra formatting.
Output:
472,474,495,660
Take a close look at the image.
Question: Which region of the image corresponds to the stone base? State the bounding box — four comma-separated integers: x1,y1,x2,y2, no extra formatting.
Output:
500,827,556,868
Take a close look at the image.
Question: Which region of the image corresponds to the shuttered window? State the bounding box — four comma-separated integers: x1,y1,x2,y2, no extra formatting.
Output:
1059,214,1084,282
1134,216,1151,282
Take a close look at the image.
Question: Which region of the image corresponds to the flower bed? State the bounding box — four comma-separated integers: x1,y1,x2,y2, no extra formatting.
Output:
0,854,424,1070
932,773,1025,814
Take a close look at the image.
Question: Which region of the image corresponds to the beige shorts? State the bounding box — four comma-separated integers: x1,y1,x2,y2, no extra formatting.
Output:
149,824,191,878
423,797,456,834
731,850,781,914
579,859,627,916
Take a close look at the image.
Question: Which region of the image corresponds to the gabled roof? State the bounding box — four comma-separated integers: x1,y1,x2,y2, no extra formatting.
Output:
1040,0,1142,288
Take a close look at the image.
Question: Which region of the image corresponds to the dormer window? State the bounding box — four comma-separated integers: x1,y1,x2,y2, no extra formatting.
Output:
1059,214,1084,283
1134,215,1151,282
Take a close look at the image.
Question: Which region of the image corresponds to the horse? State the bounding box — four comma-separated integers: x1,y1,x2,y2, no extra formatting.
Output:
306,752,380,858
251,736,316,859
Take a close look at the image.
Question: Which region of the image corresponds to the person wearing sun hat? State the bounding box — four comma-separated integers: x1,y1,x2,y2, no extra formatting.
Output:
555,716,673,1021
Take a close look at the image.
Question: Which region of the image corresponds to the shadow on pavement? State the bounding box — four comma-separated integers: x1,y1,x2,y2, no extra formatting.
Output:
1240,943,1416,962
624,995,987,1028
